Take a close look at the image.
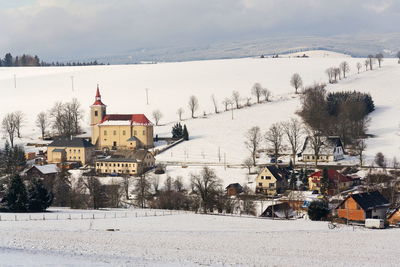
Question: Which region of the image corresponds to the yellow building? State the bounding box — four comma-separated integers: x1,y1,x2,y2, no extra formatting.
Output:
47,138,94,165
255,166,287,196
90,86,154,151
95,149,155,176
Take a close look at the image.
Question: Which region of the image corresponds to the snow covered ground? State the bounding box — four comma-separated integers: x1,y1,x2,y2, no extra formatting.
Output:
0,210,399,266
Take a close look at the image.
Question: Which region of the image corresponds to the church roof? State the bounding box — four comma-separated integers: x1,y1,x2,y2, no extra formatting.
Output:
99,114,153,126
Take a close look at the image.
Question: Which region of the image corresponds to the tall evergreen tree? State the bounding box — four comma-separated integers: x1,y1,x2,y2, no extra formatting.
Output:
3,175,28,212
320,168,330,196
183,125,189,141
27,178,53,212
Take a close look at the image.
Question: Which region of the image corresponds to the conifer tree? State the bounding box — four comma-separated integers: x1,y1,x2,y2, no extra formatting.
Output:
183,125,189,141
320,168,330,196
3,175,28,212
27,178,53,212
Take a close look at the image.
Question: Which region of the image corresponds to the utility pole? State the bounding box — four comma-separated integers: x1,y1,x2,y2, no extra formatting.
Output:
218,147,221,163
224,153,226,170
13,74,16,89
230,103,234,120
145,88,149,105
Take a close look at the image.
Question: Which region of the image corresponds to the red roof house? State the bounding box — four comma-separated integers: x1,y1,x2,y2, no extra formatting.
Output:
308,169,353,195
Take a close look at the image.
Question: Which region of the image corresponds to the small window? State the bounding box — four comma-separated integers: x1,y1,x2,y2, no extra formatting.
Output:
266,176,271,180
134,130,137,136
269,183,274,188
113,130,117,136
104,130,107,136
143,130,145,135
94,110,98,116
258,182,262,186
123,130,126,135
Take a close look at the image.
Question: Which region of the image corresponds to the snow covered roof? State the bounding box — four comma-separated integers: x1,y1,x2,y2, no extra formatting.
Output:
309,169,352,183
302,136,343,155
99,114,153,126
30,164,59,175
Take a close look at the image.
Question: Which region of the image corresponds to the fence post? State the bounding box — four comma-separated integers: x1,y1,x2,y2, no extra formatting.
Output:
15,215,17,221
0,215,1,221
145,212,147,217
125,212,127,218
154,211,156,216
29,215,31,220
92,214,95,219
135,212,137,218
114,213,116,218
43,214,45,220
56,214,59,220
81,214,83,220
163,211,165,216
104,213,106,219
69,214,71,220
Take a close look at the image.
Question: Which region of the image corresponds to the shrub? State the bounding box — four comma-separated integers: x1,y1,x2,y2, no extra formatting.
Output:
308,201,330,221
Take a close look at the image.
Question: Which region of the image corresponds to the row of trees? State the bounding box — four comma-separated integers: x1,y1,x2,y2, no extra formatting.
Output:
1,99,84,147
244,118,303,167
0,53,104,67
0,175,53,212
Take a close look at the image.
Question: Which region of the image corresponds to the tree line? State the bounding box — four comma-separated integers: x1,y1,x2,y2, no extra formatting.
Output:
0,53,104,67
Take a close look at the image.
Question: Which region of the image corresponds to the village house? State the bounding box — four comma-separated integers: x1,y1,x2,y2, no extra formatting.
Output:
256,166,288,195
95,149,155,176
336,191,390,222
301,136,344,162
47,137,94,165
308,169,353,195
225,183,243,196
90,86,154,151
26,164,59,179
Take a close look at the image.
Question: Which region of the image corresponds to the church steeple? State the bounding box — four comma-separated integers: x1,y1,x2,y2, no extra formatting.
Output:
93,84,106,106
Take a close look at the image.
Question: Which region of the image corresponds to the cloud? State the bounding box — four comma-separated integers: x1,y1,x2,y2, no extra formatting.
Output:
0,0,399,60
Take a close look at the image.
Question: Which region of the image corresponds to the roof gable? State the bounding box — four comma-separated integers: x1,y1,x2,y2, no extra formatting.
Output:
337,191,390,211
49,138,94,148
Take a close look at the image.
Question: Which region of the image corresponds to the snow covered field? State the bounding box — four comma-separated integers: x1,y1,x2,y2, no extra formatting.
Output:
0,210,399,266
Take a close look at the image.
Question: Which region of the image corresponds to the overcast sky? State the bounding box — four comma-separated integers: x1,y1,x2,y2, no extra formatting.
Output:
1,0,399,60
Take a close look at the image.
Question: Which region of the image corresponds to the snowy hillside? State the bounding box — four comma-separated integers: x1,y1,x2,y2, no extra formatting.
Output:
0,55,398,170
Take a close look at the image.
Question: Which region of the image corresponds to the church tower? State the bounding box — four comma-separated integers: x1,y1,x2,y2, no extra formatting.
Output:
90,85,106,146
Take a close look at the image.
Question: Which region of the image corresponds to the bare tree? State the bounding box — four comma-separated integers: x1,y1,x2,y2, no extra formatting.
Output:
325,67,334,83
251,83,263,103
211,95,219,113
265,123,283,161
244,126,262,166
375,53,384,68
188,95,199,118
354,139,367,167
2,113,17,147
132,174,152,208
261,88,271,102
305,127,324,168
339,61,350,78
82,175,107,209
190,167,222,213
177,107,184,121
152,109,163,126
368,55,374,70
333,67,341,82
14,111,24,138
282,118,303,168
151,175,160,195
49,99,83,137
245,97,252,107
122,175,131,200
232,91,241,109
290,73,303,94
222,98,232,111
36,112,49,140
364,59,369,71
243,157,253,174
356,62,362,74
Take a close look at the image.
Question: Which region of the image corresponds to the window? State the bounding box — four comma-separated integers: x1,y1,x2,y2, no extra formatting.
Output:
123,130,126,135
134,130,137,136
265,176,271,180
104,130,107,136
258,182,263,186
269,183,274,188
143,130,145,135
113,130,117,135
94,110,98,116
96,163,99,167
